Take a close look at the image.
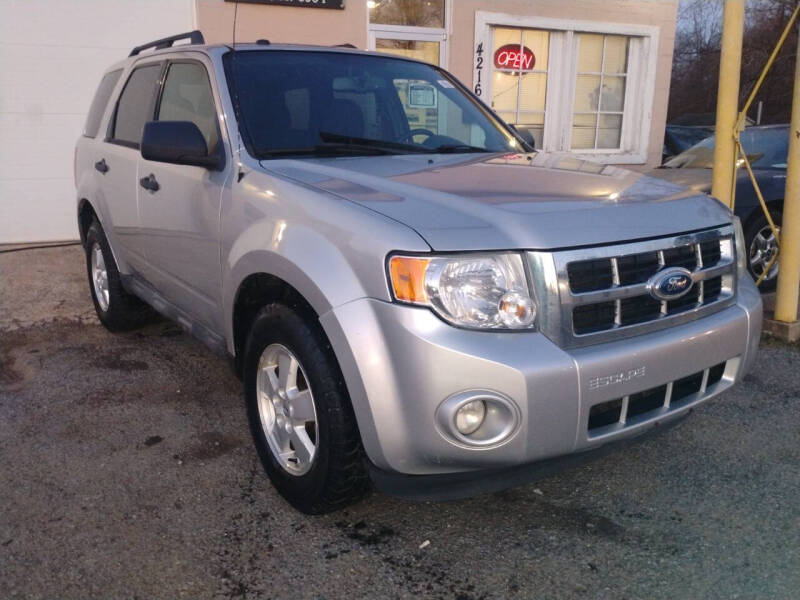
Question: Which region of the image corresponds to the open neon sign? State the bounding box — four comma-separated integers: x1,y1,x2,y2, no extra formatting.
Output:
493,44,536,72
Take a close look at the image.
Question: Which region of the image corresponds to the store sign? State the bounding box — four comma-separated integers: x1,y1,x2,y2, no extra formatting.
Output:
224,0,345,9
493,44,535,72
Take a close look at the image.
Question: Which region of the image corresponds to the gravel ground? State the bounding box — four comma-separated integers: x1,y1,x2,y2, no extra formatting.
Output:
1,246,799,600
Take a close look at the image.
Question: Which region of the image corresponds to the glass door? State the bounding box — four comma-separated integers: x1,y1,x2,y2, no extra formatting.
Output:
368,0,448,68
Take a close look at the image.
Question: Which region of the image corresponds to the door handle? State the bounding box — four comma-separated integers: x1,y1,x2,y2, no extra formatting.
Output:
94,158,109,174
139,173,160,192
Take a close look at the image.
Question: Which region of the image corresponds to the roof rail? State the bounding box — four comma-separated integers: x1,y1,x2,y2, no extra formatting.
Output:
333,43,357,48
129,30,205,57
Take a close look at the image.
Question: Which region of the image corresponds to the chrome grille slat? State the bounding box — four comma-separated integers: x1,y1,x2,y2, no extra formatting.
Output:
527,226,738,349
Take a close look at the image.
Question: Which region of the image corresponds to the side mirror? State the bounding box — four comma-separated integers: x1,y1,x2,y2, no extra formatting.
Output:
509,124,536,150
141,121,222,170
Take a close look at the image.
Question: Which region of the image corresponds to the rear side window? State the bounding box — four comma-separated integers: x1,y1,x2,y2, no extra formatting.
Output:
84,69,122,138
157,62,220,152
111,64,162,147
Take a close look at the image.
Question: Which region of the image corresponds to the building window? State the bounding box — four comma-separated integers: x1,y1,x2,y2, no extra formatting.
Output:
490,27,549,150
368,0,449,67
475,13,659,163
572,34,629,150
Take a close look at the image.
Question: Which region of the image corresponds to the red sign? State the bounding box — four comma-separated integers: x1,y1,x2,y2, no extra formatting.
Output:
493,44,536,72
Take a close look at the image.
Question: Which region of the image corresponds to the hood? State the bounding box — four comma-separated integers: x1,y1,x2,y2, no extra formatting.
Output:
647,167,713,193
261,152,733,251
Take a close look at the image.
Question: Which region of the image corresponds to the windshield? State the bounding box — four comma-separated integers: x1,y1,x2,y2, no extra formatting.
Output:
663,126,788,170
224,50,522,158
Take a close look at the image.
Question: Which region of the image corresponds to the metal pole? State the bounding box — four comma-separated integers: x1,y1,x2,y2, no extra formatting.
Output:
774,27,800,324
711,0,745,209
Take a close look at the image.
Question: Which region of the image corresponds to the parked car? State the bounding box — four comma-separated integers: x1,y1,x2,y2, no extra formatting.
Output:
650,124,789,290
662,124,714,163
74,32,762,514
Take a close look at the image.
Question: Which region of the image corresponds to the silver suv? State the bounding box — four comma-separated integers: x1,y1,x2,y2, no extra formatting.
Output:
74,32,762,513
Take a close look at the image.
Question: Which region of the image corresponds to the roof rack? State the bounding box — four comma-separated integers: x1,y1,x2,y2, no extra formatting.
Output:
129,30,205,57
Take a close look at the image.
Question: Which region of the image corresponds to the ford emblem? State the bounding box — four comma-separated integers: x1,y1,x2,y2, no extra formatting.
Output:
648,267,694,301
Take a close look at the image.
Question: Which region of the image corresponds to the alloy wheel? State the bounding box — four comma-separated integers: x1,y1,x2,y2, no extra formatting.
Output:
749,225,779,282
91,242,110,311
256,343,318,476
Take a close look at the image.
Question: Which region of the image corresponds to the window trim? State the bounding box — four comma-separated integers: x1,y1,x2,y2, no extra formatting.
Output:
473,12,659,164
106,61,167,150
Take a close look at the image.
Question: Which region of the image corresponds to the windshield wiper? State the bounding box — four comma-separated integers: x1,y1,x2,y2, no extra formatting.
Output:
318,131,429,154
258,143,402,158
429,144,493,154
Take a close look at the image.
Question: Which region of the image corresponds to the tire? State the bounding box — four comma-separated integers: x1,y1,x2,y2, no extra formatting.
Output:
243,303,370,514
84,219,156,331
744,210,781,292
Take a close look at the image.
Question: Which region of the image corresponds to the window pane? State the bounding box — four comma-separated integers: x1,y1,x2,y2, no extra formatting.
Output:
572,113,597,149
494,27,521,49
491,71,519,112
604,36,629,74
517,112,544,149
519,72,546,112
158,63,219,152
574,75,601,112
597,114,622,148
490,26,550,144
573,33,631,150
577,34,603,72
495,110,517,125
84,69,122,138
113,64,161,146
369,0,444,27
600,76,626,111
522,29,549,70
375,39,439,66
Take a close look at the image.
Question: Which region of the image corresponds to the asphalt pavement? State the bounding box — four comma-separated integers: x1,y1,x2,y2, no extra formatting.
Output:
1,245,798,599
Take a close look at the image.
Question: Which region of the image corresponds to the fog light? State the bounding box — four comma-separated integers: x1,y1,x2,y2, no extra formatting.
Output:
454,400,486,435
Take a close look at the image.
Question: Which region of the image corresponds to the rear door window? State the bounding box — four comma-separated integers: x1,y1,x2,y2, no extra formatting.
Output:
84,69,122,138
111,64,162,147
157,62,220,153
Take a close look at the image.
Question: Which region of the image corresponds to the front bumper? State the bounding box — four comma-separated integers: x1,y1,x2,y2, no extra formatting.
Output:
320,277,762,477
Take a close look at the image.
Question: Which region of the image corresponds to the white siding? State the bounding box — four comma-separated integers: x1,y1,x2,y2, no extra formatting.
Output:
0,0,195,243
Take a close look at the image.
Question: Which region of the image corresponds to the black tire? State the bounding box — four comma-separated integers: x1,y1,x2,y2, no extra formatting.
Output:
243,304,370,514
84,219,156,331
744,210,781,292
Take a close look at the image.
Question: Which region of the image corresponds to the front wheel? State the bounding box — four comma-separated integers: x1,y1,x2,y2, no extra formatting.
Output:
744,211,781,291
243,304,369,514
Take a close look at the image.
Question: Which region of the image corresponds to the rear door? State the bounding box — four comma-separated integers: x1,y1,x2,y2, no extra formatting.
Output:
101,62,164,272
136,57,229,332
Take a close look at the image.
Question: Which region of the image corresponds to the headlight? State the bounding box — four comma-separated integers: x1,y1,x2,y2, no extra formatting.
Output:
388,253,537,329
732,216,748,278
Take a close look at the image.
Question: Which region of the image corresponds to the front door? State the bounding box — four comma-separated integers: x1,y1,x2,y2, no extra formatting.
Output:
137,59,229,333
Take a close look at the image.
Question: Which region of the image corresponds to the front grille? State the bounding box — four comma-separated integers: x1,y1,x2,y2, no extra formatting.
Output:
587,360,731,436
549,227,737,343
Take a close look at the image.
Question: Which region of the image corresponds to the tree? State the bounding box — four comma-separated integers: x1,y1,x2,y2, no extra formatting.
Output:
668,0,798,124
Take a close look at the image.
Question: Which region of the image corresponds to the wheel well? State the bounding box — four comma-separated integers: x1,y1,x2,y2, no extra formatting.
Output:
77,199,97,246
232,273,319,375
